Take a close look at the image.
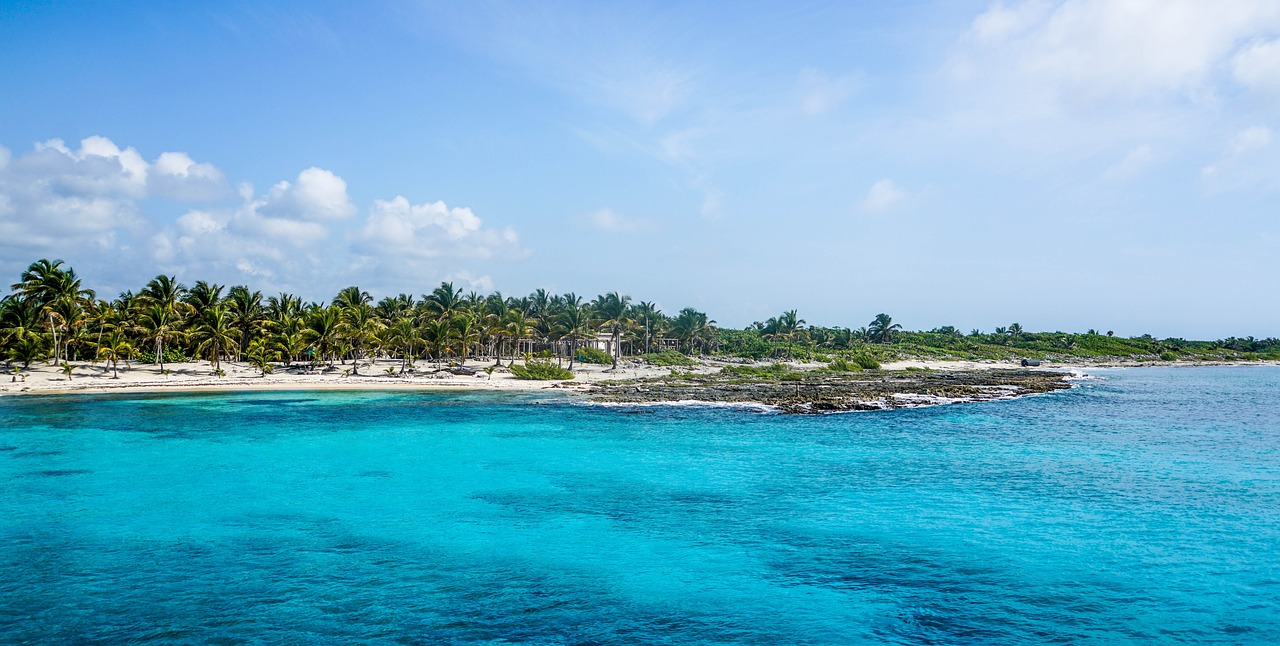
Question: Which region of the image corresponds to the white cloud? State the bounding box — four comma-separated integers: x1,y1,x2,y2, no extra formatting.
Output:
581,208,650,234
356,196,521,260
259,167,356,221
861,179,906,213
445,270,495,293
0,135,526,297
1104,144,1155,180
150,151,228,201
798,68,856,116
1233,38,1280,95
952,0,1280,105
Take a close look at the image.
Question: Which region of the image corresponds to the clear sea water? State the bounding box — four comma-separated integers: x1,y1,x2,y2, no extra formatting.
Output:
1,366,1278,644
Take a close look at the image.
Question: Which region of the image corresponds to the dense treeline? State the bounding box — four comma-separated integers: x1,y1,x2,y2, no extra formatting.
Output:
2,259,1277,376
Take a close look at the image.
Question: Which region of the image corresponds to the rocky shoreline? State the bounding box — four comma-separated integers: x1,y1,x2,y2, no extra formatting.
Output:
585,368,1074,414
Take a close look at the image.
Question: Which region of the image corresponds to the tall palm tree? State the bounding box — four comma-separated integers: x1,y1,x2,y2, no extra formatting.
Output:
13,259,95,364
503,310,535,366
424,281,464,324
868,313,902,344
590,292,631,369
185,281,225,318
190,305,237,372
138,304,182,371
672,308,716,355
453,314,481,365
383,316,419,373
227,285,266,360
140,275,187,314
633,301,660,354
334,286,372,310
303,307,342,368
557,303,591,368
339,303,381,375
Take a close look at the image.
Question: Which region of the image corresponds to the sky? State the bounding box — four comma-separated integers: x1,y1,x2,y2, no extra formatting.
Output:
0,0,1277,338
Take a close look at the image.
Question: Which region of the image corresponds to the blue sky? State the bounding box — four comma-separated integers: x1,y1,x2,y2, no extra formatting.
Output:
1,1,1277,338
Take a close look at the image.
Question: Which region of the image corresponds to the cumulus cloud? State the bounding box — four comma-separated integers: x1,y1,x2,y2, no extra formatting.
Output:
1,135,526,297
581,208,651,234
149,151,228,201
860,179,906,213
258,167,356,221
0,136,159,258
355,196,521,260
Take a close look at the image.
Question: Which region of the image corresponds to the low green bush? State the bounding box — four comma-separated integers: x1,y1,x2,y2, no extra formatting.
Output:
827,358,860,372
511,358,574,380
851,354,881,370
575,346,613,364
1159,351,1178,362
136,348,188,364
720,362,791,378
642,350,693,366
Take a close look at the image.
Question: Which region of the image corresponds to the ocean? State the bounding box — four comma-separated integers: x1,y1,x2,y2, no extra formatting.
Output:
1,366,1277,643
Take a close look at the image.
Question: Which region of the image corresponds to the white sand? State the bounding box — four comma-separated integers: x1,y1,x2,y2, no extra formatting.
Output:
0,358,718,396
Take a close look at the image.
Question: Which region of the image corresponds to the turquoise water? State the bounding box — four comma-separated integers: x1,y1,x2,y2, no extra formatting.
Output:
1,367,1278,643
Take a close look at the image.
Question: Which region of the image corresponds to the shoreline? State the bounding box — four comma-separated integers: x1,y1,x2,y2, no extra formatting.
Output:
1,358,1274,401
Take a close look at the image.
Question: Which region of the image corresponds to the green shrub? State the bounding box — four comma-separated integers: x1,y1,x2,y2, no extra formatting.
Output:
575,346,613,365
720,362,791,378
852,354,881,370
1159,351,1178,362
827,358,860,372
136,348,188,364
511,358,574,380
642,350,693,366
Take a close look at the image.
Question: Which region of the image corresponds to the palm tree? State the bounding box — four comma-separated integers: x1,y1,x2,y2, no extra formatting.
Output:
424,281,464,324
185,281,224,318
190,305,237,372
7,334,46,370
591,292,631,369
499,310,534,366
303,307,342,368
672,308,716,355
61,362,73,381
247,338,274,377
140,275,187,314
557,303,591,368
138,304,182,371
96,329,132,379
453,314,481,365
339,303,381,375
334,286,372,310
227,285,266,360
1007,323,1024,343
421,318,453,365
633,301,660,354
12,259,95,365
868,313,902,344
383,317,419,373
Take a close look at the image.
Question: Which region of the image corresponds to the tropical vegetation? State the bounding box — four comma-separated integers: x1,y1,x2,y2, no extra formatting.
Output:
2,259,1277,378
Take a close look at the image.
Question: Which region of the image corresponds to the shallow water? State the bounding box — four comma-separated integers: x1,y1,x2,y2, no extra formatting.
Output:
1,367,1278,643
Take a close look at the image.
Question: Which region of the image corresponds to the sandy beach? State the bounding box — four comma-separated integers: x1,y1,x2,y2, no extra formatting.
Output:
4,356,1272,398
0,356,1046,397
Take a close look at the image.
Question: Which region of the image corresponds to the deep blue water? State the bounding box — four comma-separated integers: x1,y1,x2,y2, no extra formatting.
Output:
1,367,1278,644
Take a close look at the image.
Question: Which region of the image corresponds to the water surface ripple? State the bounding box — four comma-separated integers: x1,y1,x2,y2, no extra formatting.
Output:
1,367,1278,643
